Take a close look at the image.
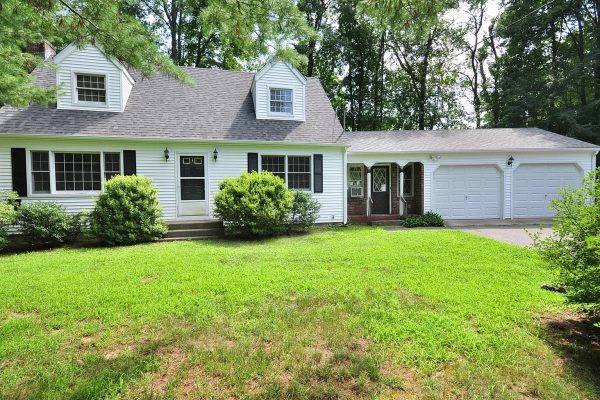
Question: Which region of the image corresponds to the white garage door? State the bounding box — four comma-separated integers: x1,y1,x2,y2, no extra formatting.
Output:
513,164,582,218
433,165,502,219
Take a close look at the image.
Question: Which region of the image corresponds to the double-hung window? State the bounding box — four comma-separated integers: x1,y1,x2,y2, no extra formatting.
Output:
75,74,106,104
269,88,292,114
29,151,121,194
348,165,363,198
261,155,311,190
31,151,50,194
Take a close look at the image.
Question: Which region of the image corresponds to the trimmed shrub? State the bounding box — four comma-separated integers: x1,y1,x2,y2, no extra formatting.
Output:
214,171,294,237
532,168,600,313
17,202,81,246
0,191,19,250
287,191,321,232
404,211,445,228
89,175,167,245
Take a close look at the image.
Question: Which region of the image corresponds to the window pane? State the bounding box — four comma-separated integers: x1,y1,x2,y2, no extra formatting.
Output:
180,179,205,200
54,152,101,191
261,155,286,181
288,156,311,190
104,152,121,180
269,89,292,113
179,156,204,178
76,74,106,103
403,164,414,196
31,151,50,193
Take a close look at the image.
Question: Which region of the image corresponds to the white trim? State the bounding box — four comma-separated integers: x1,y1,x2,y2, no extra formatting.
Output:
399,163,414,197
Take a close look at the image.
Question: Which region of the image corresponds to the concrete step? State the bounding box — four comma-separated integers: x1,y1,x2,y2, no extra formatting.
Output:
165,227,224,239
166,220,223,231
161,235,221,242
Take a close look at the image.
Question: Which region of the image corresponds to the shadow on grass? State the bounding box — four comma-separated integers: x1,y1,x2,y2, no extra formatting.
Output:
542,312,600,392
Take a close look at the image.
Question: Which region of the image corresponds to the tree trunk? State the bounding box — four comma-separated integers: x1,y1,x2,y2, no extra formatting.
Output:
417,31,435,130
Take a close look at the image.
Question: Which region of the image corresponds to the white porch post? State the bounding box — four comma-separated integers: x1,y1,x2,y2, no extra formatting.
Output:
364,162,374,219
398,164,405,217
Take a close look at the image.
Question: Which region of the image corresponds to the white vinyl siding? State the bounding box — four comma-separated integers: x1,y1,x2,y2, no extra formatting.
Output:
56,45,128,112
253,62,305,121
1,137,345,224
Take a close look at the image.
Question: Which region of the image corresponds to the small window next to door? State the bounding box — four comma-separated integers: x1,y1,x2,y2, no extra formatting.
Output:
179,156,205,200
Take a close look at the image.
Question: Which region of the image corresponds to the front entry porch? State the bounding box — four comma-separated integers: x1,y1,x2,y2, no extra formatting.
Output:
347,162,424,224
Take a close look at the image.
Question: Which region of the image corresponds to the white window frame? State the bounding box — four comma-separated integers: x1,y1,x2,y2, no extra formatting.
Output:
26,150,123,197
72,72,108,108
399,163,414,197
259,154,312,192
348,165,364,198
268,87,294,116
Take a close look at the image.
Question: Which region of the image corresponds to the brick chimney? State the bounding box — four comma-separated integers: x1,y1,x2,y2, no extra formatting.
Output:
24,40,56,60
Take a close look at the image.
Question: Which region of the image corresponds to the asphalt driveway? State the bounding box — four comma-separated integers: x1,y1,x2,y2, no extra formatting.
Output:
445,219,554,247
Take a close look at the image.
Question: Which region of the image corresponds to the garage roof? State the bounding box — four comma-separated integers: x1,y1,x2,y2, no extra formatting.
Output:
345,128,598,153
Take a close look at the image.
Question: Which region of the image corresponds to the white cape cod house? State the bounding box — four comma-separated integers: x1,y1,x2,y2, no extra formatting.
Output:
0,43,598,224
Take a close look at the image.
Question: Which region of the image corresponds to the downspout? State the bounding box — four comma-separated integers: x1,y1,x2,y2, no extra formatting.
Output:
343,149,348,224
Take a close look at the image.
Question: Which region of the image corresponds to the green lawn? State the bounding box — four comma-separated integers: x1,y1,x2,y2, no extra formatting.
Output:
0,227,597,399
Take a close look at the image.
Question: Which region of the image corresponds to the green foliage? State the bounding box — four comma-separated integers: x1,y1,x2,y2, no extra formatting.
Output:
89,175,167,245
532,168,600,312
287,190,321,232
0,191,19,250
213,171,294,237
0,0,188,107
17,202,81,246
403,211,444,228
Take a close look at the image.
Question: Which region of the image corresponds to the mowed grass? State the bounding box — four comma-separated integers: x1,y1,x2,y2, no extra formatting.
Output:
0,227,597,399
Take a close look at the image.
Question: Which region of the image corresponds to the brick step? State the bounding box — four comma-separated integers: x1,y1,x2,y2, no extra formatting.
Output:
166,220,223,231
372,220,405,227
165,227,224,239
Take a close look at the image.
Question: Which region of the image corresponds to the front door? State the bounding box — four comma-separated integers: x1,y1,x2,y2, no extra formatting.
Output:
177,155,207,216
371,166,390,214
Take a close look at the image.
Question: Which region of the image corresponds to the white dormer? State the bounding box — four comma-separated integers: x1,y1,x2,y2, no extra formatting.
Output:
252,60,306,121
54,44,135,113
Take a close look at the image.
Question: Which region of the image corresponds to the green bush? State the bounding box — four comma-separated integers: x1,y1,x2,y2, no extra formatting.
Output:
214,171,294,237
287,191,321,232
404,211,445,228
17,202,81,246
89,175,167,245
0,191,19,250
532,168,600,313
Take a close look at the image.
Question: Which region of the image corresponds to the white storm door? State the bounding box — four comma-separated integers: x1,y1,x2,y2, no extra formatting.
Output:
177,155,208,216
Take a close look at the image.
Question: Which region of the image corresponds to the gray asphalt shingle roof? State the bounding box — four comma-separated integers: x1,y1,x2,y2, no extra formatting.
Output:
344,128,598,153
0,67,345,145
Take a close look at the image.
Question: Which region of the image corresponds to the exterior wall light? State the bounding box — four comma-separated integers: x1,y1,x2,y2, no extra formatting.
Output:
164,148,170,161
430,154,441,162
507,156,514,167
213,148,218,161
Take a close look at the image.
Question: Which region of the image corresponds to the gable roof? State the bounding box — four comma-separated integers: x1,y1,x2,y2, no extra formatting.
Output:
254,60,306,84
0,66,343,145
344,128,599,153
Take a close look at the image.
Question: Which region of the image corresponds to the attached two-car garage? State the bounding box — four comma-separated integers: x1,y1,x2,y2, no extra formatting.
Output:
432,163,583,219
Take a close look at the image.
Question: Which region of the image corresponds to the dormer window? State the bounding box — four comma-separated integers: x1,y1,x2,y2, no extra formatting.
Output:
76,74,106,104
270,88,292,114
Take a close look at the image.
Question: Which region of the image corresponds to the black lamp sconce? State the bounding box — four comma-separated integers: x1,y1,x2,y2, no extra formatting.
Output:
507,156,514,167
213,148,218,161
164,148,170,161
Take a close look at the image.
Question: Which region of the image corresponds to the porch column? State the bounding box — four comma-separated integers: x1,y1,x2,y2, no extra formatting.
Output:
364,162,374,221
398,163,405,217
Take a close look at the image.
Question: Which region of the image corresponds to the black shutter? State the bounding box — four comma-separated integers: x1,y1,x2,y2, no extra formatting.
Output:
248,152,258,172
313,154,323,193
10,148,27,197
123,150,136,175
